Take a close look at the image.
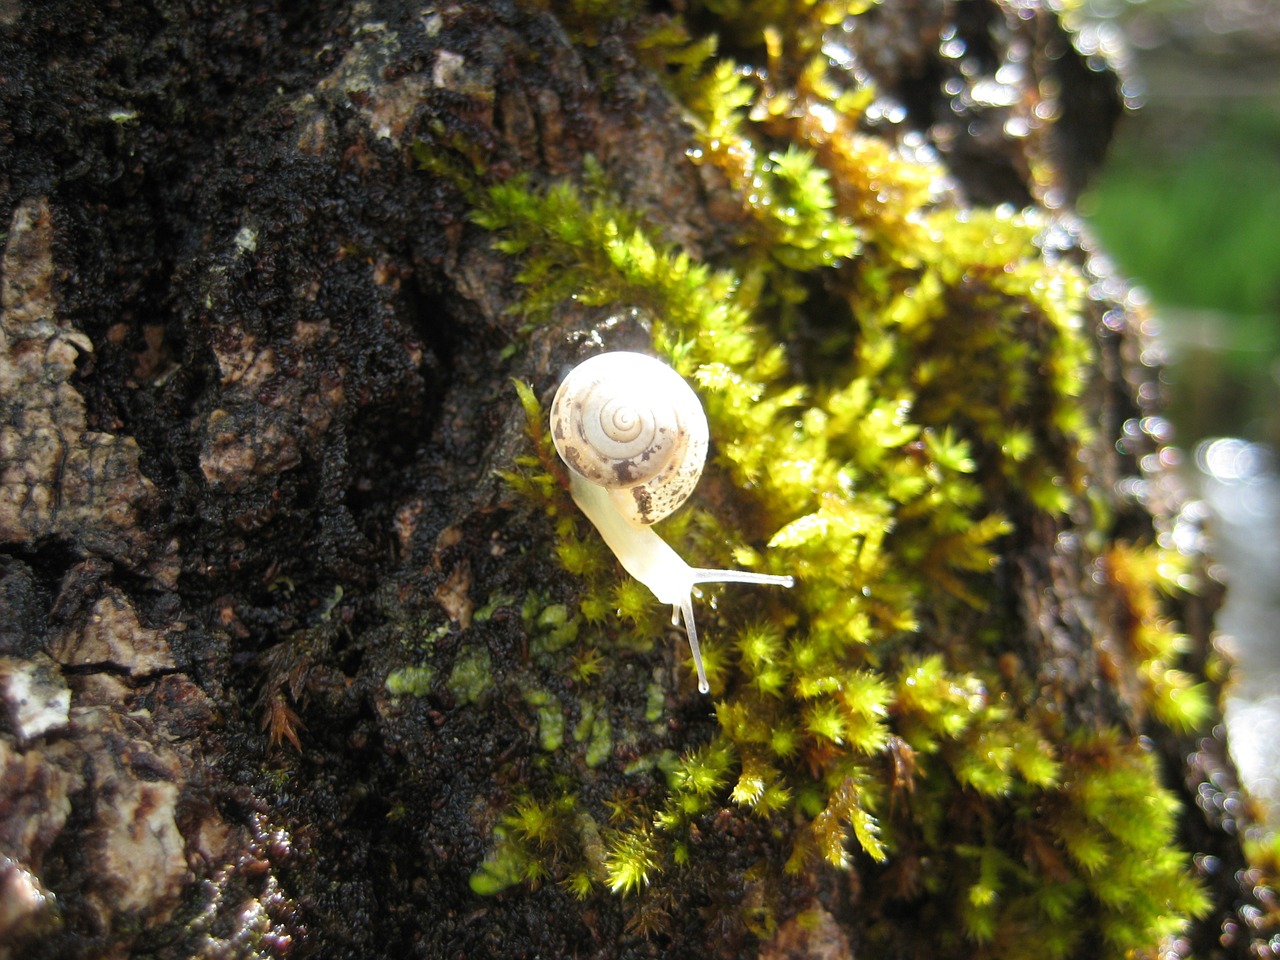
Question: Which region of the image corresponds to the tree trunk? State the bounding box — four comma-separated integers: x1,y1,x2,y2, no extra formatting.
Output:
0,2,1273,958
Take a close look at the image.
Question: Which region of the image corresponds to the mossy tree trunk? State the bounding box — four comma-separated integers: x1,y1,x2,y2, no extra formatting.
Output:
0,2,1274,959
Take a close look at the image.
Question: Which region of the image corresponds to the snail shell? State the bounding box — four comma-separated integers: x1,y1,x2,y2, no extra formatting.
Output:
549,352,709,527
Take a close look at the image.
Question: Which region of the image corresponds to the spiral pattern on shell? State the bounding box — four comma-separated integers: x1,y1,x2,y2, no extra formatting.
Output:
550,352,709,527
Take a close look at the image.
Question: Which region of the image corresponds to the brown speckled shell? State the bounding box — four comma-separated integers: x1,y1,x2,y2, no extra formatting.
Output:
550,352,709,527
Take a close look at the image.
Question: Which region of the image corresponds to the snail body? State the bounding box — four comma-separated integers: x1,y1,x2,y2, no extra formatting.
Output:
550,352,794,694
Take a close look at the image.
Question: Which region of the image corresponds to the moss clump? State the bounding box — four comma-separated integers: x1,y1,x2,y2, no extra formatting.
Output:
1104,543,1213,732
469,792,596,896
428,2,1222,954
447,647,494,706
573,698,614,768
525,688,567,752
385,665,435,697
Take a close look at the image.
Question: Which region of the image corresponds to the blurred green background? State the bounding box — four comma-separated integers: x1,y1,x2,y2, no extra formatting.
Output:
1078,0,1280,828
1079,0,1280,444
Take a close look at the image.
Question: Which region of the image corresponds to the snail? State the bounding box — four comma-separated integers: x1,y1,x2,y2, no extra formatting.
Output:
549,351,794,694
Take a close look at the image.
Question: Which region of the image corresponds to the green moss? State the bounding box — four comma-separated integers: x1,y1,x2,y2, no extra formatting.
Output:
468,825,527,896
573,698,614,768
447,647,493,706
527,601,580,654
478,147,1204,937
525,688,566,752
603,825,661,894
440,1,1221,953
568,646,605,684
384,665,435,697
1104,543,1213,732
474,591,517,624
470,790,614,898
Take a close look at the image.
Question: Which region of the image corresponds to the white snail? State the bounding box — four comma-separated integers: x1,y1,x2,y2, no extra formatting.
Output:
549,351,794,694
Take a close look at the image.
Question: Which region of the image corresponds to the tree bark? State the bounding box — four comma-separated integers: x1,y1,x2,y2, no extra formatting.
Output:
0,2,1273,959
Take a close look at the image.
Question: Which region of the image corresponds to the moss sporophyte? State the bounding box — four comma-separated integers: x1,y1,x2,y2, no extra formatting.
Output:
428,3,1217,954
